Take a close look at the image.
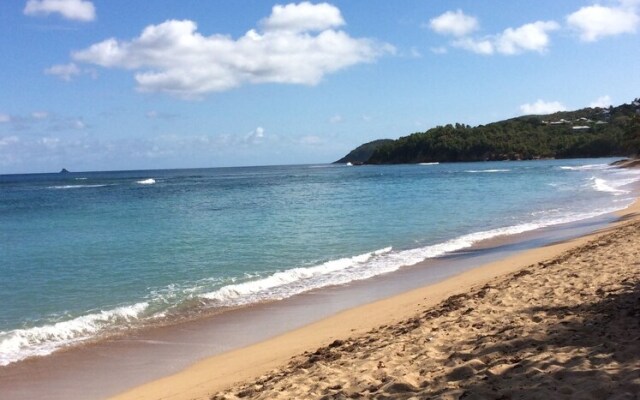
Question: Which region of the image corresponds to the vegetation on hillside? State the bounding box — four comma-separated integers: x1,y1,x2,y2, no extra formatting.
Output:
334,139,394,164
336,99,640,164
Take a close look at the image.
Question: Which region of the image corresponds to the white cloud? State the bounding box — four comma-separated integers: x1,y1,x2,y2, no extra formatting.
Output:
453,37,495,55
495,21,560,54
24,0,96,22
245,126,266,144
520,99,567,115
44,62,81,81
329,114,343,124
0,113,11,123
589,95,612,108
0,136,19,146
71,3,393,98
299,135,323,145
454,21,559,55
145,110,178,120
39,136,60,149
567,3,639,42
409,46,422,58
261,2,344,32
428,10,479,37
430,46,448,54
32,111,49,119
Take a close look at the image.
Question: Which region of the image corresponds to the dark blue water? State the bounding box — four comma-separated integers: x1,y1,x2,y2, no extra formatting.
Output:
1,158,638,365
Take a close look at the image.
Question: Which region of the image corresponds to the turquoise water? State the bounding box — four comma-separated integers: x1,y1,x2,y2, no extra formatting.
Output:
1,158,639,365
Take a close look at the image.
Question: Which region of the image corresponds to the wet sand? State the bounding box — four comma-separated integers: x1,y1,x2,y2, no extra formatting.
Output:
108,199,640,400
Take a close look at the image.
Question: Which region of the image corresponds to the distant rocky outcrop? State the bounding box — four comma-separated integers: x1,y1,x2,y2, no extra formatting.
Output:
59,168,70,173
334,139,393,164
610,158,640,168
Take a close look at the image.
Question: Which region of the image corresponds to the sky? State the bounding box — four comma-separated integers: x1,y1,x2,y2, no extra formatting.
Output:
0,0,639,173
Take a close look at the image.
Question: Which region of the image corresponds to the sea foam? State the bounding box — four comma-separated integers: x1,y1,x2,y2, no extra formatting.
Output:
0,302,148,366
465,169,510,173
48,184,109,189
590,173,640,195
136,178,156,185
199,204,627,309
560,164,608,171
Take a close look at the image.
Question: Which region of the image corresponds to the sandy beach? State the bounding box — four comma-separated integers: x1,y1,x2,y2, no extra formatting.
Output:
109,196,640,400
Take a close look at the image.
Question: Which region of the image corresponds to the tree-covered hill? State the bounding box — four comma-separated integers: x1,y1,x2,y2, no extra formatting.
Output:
334,139,394,164
337,99,640,164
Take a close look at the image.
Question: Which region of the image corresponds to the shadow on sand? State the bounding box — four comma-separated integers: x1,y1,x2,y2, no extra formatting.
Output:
416,283,640,399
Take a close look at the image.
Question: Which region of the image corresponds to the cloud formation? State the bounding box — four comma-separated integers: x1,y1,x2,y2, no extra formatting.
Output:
261,2,344,32
71,2,393,98
24,0,96,22
428,10,479,37
453,21,559,55
520,99,567,115
0,111,86,133
429,3,640,56
245,126,266,144
567,3,639,41
44,63,81,81
328,114,343,124
589,95,613,108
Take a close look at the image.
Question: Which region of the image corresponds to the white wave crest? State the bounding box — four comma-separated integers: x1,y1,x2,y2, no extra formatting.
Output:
0,302,148,366
200,204,626,309
48,184,108,189
465,169,510,173
559,164,608,171
419,162,439,166
201,247,393,305
137,178,156,185
591,177,630,195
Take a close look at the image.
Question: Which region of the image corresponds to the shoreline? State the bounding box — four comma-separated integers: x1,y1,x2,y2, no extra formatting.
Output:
0,213,620,400
1,159,634,369
107,198,640,400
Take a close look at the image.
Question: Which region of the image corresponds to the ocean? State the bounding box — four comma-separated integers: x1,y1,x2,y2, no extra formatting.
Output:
1,158,639,366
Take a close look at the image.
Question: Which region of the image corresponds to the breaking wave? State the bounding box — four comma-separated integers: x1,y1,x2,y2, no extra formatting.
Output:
0,303,149,366
465,169,510,173
48,184,109,189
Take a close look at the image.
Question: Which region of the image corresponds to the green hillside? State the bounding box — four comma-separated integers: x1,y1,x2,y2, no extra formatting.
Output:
334,139,394,164
338,98,640,164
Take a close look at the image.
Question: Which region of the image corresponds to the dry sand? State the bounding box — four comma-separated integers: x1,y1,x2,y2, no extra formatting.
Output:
112,201,640,400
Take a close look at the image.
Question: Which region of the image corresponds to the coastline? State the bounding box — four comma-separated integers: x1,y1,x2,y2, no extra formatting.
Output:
107,197,640,400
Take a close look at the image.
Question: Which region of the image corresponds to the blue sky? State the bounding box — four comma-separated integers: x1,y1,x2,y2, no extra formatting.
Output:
1,0,639,173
